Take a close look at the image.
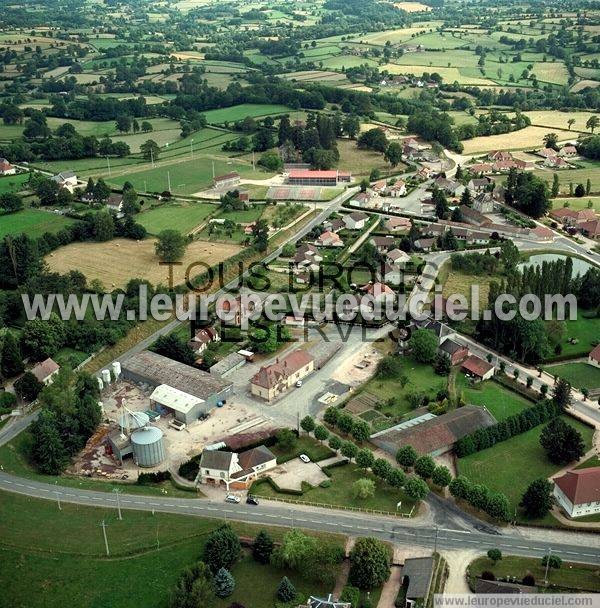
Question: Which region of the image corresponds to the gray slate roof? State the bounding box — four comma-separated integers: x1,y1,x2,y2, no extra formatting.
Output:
402,557,435,599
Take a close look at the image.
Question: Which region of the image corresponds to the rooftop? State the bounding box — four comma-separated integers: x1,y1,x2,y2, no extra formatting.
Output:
555,466,600,505
150,384,204,415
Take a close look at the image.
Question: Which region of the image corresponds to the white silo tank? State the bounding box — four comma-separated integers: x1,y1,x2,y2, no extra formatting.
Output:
112,361,121,380
97,377,104,391
131,426,166,467
101,369,111,384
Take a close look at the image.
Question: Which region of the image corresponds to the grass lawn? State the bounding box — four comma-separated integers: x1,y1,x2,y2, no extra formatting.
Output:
202,103,291,125
0,172,30,194
253,462,417,516
456,376,533,421
0,491,335,608
270,436,335,464
551,196,600,212
53,347,90,369
544,361,600,390
457,416,595,522
469,555,600,592
337,139,403,177
136,202,216,234
443,270,501,307
546,316,600,360
0,209,76,238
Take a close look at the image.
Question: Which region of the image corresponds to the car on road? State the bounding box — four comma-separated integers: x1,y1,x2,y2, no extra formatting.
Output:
246,495,259,505
299,454,311,463
296,380,303,387
225,494,241,504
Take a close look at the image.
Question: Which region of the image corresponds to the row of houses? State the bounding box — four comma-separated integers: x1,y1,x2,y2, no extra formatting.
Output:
550,206,600,240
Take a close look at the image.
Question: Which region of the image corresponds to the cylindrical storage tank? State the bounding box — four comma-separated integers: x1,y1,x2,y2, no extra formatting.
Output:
131,426,165,467
101,369,111,384
119,411,150,432
112,361,121,379
97,377,104,391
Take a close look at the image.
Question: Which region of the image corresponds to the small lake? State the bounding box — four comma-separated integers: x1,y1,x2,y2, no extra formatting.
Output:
519,253,595,276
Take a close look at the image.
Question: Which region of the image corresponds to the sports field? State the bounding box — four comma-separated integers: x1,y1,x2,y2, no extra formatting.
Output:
45,238,242,288
0,209,76,239
136,202,216,234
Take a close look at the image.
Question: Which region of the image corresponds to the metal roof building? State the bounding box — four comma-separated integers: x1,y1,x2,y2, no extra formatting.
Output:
150,384,206,425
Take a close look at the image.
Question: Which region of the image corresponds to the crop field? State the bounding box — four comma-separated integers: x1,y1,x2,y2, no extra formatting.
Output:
45,238,242,288
383,63,491,85
551,197,600,212
523,110,599,133
320,55,379,70
0,209,76,239
136,202,216,235
202,104,290,125
394,2,432,12
462,125,575,154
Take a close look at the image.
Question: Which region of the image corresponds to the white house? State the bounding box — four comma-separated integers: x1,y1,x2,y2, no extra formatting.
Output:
52,171,78,193
588,344,600,368
30,358,60,386
386,248,410,266
388,180,407,197
554,467,600,518
0,158,16,176
316,230,344,247
343,212,368,231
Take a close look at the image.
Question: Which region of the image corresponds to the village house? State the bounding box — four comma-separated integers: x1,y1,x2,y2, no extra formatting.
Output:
30,358,60,386
372,179,388,195
558,145,578,158
438,337,469,366
588,344,600,368
433,176,459,194
554,467,600,518
385,216,412,232
52,171,78,193
250,349,315,401
197,445,277,490
294,243,323,268
416,166,433,181
469,162,493,175
388,179,407,197
215,293,257,326
459,205,492,227
549,207,597,226
487,150,513,162
362,281,396,303
323,218,345,233
353,191,371,208
467,177,492,194
343,211,368,230
316,230,344,247
461,355,495,382
537,147,558,160
473,192,495,214
370,235,395,253
106,193,123,213
544,155,570,169
386,248,410,266
188,326,220,355
414,237,435,251
0,158,16,176
579,218,600,240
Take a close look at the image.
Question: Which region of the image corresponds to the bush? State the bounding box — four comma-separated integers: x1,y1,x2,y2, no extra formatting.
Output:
214,568,235,598
137,471,171,485
340,585,361,608
203,525,241,573
320,479,332,488
522,574,535,586
0,391,17,413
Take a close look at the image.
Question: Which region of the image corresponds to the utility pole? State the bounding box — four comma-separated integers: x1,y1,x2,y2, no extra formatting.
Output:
55,482,61,511
150,148,155,168
106,156,111,177
167,171,171,193
252,150,256,171
190,138,194,160
212,161,215,180
113,488,122,521
434,525,438,553
543,547,551,585
144,180,147,194
101,520,110,556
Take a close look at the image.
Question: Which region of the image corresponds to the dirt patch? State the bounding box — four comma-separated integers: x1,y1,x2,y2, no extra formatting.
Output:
270,460,329,491
46,238,242,289
331,343,384,387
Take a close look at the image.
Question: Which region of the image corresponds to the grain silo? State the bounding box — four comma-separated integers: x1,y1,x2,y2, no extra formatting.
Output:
131,426,165,467
118,411,150,433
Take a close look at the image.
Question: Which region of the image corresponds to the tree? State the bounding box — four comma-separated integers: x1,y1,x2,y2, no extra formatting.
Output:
404,476,430,501
349,537,390,590
539,418,585,465
408,329,438,363
251,219,269,252
520,478,553,519
543,132,559,150
202,525,241,573
414,455,436,480
0,331,24,377
152,334,196,366
567,118,575,131
487,549,502,565
93,210,115,241
0,192,23,213
336,412,354,434
357,128,388,153
140,139,160,162
258,151,283,171
372,458,392,480
541,554,562,569
300,415,315,435
155,229,187,262
252,530,274,564
432,465,452,488
396,445,417,469
214,568,235,598
384,142,403,168
575,183,585,197
14,371,43,402
141,121,153,133
552,378,572,409
341,441,358,461
276,577,296,602
352,478,376,499
276,428,297,451
356,448,375,470
314,425,329,442
449,475,471,500
29,410,69,474
551,173,560,197
386,467,406,488
328,435,342,451
93,178,111,203
351,420,371,443
586,115,599,133
115,115,132,133
169,562,215,608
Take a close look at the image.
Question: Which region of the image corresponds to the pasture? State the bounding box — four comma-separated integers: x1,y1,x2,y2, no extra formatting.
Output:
551,197,600,212
461,125,575,154
0,209,76,239
45,238,242,288
523,110,599,133
534,161,600,194
136,202,216,235
201,103,291,125
0,173,30,194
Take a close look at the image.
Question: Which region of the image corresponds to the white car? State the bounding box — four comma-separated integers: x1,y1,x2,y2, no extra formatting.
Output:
299,454,311,463
296,380,303,388
225,494,241,504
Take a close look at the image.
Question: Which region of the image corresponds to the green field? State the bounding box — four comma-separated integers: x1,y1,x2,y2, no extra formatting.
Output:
202,103,291,125
0,209,76,238
548,316,600,360
552,197,600,212
0,491,333,608
457,416,595,522
534,161,600,195
0,172,30,194
136,202,216,234
544,361,600,390
457,376,533,421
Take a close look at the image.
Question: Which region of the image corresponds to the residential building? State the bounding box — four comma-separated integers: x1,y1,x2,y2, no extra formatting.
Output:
0,158,16,176
215,293,258,326
438,337,469,365
197,445,277,490
250,349,315,401
416,166,433,180
30,358,60,385
287,169,351,186
469,162,493,175
487,150,513,162
558,145,578,158
553,467,600,518
385,216,412,232
343,212,368,230
214,172,240,189
461,355,495,382
579,218,600,240
433,177,458,194
362,281,396,303
467,177,492,193
353,191,371,207
294,243,323,268
588,344,600,368
531,225,554,241
549,207,597,226
323,218,345,233
188,326,220,354
544,156,570,169
400,557,435,607
372,179,388,195
106,193,123,212
377,263,403,285
414,237,435,251
475,579,536,594
537,147,557,159
389,180,407,197
473,192,495,214
459,205,492,227
386,248,410,265
316,230,344,247
370,235,395,253
52,171,77,192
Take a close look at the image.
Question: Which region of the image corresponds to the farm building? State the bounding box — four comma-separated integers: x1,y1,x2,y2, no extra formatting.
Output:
197,445,277,490
121,350,232,409
149,384,206,425
287,169,351,186
459,205,491,227
214,172,240,189
250,349,314,401
372,406,496,457
209,352,246,377
553,467,600,519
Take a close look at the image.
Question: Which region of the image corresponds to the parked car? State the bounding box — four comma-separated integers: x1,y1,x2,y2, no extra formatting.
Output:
296,380,303,388
299,454,311,463
246,495,259,506
225,494,241,504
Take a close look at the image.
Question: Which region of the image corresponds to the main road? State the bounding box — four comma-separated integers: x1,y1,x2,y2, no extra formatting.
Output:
1,471,599,564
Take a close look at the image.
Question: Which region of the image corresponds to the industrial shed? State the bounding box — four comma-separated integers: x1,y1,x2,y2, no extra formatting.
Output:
121,350,233,409
150,384,206,425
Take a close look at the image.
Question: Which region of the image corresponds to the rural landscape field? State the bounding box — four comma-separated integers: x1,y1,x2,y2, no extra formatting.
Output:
1,0,600,606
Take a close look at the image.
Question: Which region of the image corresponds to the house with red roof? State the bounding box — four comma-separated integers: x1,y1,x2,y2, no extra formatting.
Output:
487,150,513,162
0,158,16,176
579,218,600,240
316,230,344,247
287,169,351,186
461,355,495,382
589,344,600,369
30,358,60,386
250,349,314,401
554,467,600,518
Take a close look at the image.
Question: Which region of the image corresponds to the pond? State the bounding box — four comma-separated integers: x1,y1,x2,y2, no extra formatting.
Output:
519,253,595,277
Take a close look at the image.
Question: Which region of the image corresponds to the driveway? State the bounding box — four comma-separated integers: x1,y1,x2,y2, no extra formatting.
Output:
270,459,329,491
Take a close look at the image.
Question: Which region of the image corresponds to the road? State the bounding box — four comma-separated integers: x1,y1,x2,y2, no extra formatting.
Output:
1,471,599,563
